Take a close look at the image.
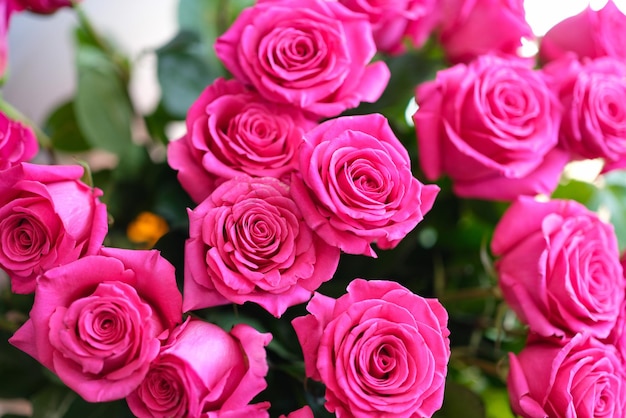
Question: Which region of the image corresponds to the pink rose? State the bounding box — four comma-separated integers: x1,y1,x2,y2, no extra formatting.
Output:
0,0,21,80
183,176,340,318
279,406,314,418
543,56,626,167
0,112,38,170
15,0,76,14
508,333,626,418
605,253,626,361
290,113,439,257
492,197,624,339
127,317,271,418
214,0,390,118
413,54,568,201
539,0,626,64
0,162,108,294
337,0,438,55
292,279,450,418
9,247,183,402
168,78,316,204
438,0,533,64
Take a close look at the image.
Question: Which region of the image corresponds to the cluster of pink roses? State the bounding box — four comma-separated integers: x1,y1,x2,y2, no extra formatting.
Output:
413,0,626,201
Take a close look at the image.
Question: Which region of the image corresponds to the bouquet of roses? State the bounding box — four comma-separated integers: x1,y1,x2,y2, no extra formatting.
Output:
1,0,626,417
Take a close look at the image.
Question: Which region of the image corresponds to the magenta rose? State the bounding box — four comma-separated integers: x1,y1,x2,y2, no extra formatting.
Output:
438,0,533,64
127,317,271,418
492,197,625,339
15,0,76,14
543,55,626,167
183,175,340,318
0,162,108,294
9,247,183,402
337,0,438,55
413,54,568,201
290,113,439,257
0,0,21,80
508,333,626,417
0,112,38,170
539,0,626,64
214,0,390,118
168,78,316,204
279,406,314,418
292,279,450,417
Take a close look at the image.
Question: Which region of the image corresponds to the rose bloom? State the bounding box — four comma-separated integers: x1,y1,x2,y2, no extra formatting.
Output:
184,176,340,318
0,162,108,294
543,56,626,167
337,0,438,55
290,113,439,257
279,406,314,418
214,0,390,118
127,317,271,418
0,111,38,170
438,0,533,64
9,247,183,402
492,197,624,339
292,279,450,417
539,0,626,64
15,0,76,14
413,54,568,201
1,0,21,80
168,78,316,204
508,333,626,418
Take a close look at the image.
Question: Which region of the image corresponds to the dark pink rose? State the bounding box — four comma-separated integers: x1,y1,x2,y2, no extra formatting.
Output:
539,0,626,64
279,406,314,418
127,317,271,418
508,333,626,418
183,176,340,318
413,54,568,201
9,248,183,402
0,112,38,170
492,197,624,339
544,56,626,167
291,113,438,257
168,78,316,204
438,0,533,64
292,279,450,417
214,0,390,118
15,0,76,14
605,253,626,361
337,0,438,55
0,162,108,294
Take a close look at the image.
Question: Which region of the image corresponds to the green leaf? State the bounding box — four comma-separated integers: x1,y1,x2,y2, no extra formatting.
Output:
43,101,92,152
31,385,77,418
74,45,134,155
156,30,219,118
434,381,486,418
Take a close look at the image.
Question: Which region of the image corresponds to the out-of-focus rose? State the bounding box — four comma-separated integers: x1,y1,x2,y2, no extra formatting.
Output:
0,0,22,80
293,279,450,417
413,54,567,201
0,112,38,170
492,197,624,339
508,333,626,418
543,55,626,167
168,78,316,204
337,0,438,55
291,113,438,258
15,0,76,14
539,0,626,64
9,248,183,402
0,163,108,294
438,0,533,64
127,317,271,418
214,0,390,118
184,176,340,318
279,406,314,418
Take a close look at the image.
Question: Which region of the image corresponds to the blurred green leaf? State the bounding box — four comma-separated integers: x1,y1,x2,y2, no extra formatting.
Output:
31,385,76,418
74,45,134,155
483,387,515,418
156,30,220,118
43,101,91,152
434,381,486,418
